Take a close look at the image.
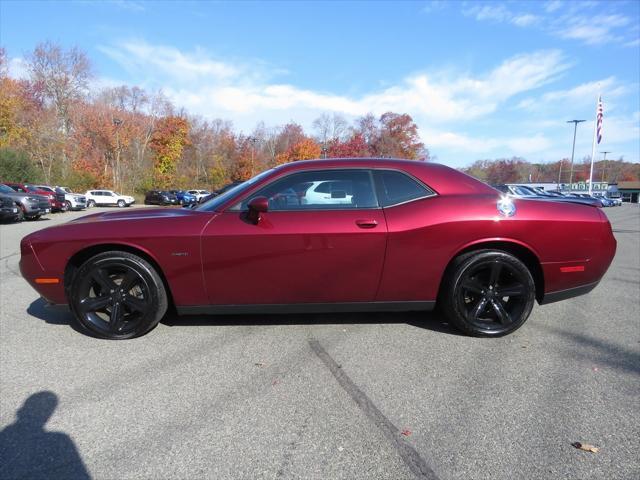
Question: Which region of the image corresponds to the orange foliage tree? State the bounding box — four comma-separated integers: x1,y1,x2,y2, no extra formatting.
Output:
275,138,321,165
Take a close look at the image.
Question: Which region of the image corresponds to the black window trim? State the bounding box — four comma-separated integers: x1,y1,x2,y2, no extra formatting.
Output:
227,167,382,212
372,168,438,208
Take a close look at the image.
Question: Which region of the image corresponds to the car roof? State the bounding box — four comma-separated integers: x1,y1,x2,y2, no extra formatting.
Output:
273,158,495,195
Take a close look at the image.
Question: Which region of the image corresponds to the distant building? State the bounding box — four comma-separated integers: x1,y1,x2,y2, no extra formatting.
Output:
616,181,640,203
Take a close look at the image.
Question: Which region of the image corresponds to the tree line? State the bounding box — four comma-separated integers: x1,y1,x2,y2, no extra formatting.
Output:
463,156,639,185
0,43,427,194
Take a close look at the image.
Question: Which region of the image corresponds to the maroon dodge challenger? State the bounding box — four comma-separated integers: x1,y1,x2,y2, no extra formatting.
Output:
20,159,616,339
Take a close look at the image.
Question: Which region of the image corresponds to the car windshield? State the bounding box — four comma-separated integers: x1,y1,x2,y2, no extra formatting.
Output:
195,169,275,212
0,184,15,194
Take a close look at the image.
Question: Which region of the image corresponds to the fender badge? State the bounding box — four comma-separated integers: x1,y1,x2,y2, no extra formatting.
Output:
171,252,189,256
497,197,516,217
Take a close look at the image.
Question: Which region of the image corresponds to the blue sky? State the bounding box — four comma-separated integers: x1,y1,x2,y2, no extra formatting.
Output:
1,0,638,167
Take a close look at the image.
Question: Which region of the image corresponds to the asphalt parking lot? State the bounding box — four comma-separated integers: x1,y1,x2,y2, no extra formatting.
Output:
1,204,639,480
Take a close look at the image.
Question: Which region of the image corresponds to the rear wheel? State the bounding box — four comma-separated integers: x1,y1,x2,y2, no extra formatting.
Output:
65,200,72,210
68,251,168,339
440,250,536,336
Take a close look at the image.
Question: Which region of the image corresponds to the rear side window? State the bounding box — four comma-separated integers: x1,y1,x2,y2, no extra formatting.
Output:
373,170,434,207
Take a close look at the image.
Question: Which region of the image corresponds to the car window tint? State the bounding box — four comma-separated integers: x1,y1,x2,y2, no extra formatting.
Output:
236,170,378,211
373,170,433,207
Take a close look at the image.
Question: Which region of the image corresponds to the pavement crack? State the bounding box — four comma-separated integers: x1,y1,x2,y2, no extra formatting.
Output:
308,339,439,480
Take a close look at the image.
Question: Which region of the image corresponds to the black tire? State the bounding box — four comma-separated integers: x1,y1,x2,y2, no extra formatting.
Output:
87,200,96,208
440,250,536,337
68,251,168,339
26,214,41,221
117,199,126,208
65,200,72,210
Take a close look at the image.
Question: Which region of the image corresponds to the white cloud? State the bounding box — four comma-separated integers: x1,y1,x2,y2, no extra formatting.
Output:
463,2,637,47
7,57,29,80
555,14,631,45
512,14,540,27
100,41,570,131
99,41,239,84
463,4,511,23
424,129,552,155
517,77,631,112
544,1,563,13
463,4,540,28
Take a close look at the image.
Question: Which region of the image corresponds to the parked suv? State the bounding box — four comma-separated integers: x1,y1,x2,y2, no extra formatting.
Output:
4,183,64,212
168,190,197,205
32,185,68,211
85,190,135,208
186,189,211,203
0,183,50,220
144,190,179,205
0,194,21,222
56,187,87,210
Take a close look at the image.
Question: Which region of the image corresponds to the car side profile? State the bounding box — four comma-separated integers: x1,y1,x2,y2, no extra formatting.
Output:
20,159,616,340
144,190,179,206
85,190,135,208
186,189,211,203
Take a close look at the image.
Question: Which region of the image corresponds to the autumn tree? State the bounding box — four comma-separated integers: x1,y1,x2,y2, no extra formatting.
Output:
150,116,190,188
327,133,371,158
275,137,321,164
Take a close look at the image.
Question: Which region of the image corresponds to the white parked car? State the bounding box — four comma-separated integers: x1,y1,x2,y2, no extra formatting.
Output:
56,186,87,210
302,181,353,206
85,190,135,208
186,189,211,203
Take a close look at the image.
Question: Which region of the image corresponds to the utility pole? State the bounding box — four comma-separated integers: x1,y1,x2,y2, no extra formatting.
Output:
247,136,258,177
567,119,586,192
600,151,611,183
557,158,564,190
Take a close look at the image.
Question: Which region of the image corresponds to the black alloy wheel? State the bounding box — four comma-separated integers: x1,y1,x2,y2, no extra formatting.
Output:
441,250,536,336
69,251,168,339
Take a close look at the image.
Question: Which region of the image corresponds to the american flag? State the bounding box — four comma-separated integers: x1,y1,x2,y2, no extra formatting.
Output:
596,96,603,144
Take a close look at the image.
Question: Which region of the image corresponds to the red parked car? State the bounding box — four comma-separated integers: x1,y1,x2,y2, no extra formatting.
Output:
5,183,66,212
20,159,616,339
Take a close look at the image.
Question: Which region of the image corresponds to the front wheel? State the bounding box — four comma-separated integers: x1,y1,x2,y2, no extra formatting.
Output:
440,250,536,337
117,199,126,208
68,251,168,339
65,200,72,210
87,200,96,208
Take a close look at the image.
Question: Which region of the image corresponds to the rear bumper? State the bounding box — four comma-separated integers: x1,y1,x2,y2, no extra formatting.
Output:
539,280,600,305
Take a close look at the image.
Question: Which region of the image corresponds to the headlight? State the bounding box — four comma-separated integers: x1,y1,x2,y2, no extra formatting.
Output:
26,196,40,202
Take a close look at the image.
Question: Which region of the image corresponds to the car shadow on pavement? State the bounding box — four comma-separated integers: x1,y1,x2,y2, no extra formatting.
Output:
0,391,91,479
27,298,84,333
26,297,465,337
161,309,466,336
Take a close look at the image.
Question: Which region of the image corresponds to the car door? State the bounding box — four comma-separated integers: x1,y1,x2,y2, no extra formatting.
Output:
200,169,387,305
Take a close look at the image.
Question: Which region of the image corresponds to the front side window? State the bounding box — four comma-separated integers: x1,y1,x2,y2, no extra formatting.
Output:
234,169,378,211
373,170,434,207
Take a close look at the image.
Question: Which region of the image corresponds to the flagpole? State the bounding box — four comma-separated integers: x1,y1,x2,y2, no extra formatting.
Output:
588,93,599,195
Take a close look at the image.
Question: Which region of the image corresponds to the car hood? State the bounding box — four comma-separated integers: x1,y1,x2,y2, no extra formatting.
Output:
69,207,206,223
